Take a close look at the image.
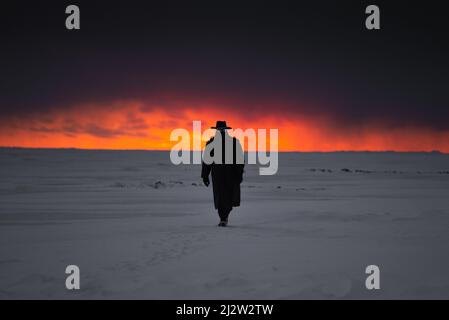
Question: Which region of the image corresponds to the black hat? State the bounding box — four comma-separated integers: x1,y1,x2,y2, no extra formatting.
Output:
211,120,231,129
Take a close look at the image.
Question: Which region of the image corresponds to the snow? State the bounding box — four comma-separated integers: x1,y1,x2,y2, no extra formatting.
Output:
0,148,449,299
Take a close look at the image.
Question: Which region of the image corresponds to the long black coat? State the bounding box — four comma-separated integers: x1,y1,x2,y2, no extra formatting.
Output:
201,133,244,210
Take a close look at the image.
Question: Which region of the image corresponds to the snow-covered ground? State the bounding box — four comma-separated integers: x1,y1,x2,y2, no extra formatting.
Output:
0,148,448,299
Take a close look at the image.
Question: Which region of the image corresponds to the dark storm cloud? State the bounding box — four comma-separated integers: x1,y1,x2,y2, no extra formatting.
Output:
1,1,448,130
28,114,149,138
83,123,147,138
29,121,148,138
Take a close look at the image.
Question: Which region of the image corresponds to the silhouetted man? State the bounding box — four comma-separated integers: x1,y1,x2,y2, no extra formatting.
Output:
202,121,244,227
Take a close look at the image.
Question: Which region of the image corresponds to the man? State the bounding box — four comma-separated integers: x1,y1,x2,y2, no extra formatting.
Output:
201,121,244,227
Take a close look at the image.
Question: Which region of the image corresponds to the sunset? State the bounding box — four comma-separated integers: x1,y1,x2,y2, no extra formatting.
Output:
1,100,449,152
2,2,448,153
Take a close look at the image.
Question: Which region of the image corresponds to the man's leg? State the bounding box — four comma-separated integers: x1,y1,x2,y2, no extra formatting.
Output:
218,206,232,225
224,207,232,221
218,207,227,221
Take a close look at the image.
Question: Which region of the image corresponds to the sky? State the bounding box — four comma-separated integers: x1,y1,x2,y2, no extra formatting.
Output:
1,1,448,151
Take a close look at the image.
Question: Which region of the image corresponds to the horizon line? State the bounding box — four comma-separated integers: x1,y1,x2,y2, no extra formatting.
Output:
0,146,446,154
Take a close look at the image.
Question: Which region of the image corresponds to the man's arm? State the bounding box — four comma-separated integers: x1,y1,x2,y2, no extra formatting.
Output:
201,139,213,186
201,161,211,186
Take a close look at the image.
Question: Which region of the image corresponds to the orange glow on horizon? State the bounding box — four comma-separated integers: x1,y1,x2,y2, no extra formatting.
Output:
1,100,449,153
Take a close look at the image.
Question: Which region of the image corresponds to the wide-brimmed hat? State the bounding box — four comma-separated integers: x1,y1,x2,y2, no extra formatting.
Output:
211,120,232,129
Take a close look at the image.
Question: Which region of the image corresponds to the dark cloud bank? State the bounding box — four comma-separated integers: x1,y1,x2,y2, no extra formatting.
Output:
1,1,448,130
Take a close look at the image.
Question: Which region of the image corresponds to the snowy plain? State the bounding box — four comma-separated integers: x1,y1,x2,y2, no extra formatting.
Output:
0,148,449,299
